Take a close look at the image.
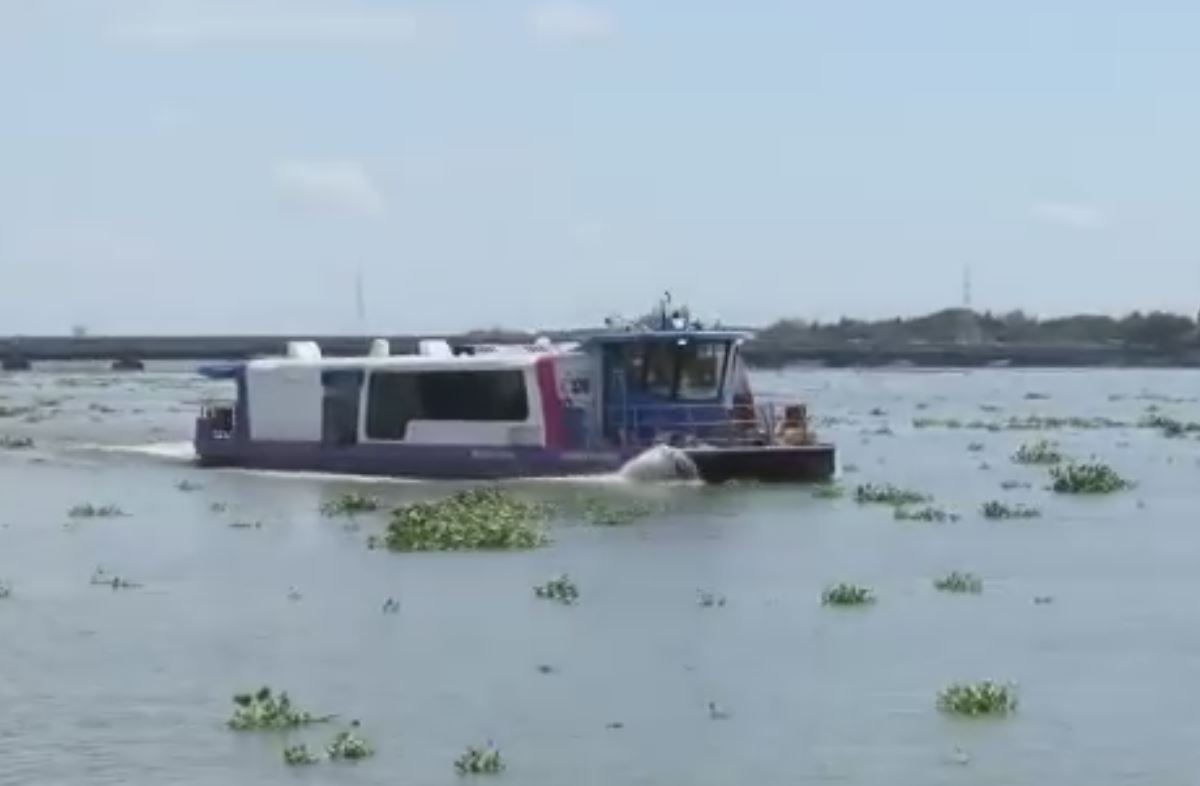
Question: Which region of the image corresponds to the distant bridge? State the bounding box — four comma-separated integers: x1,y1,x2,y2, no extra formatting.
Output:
1,335,1197,370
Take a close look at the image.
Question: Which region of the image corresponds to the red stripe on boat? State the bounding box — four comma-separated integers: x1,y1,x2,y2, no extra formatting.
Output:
536,356,566,449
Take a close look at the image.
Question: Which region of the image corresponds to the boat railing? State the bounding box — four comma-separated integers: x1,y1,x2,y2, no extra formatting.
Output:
603,400,810,449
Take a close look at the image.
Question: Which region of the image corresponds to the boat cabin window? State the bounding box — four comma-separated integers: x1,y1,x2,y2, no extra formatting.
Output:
365,369,529,440
610,339,731,402
677,342,727,400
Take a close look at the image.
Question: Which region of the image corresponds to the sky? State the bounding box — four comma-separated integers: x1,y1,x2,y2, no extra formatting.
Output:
3,0,1200,334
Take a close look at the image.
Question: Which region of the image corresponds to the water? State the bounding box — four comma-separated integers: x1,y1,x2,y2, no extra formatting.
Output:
2,365,1200,784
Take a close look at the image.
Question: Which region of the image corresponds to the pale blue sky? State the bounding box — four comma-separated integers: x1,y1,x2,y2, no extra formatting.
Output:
3,0,1199,334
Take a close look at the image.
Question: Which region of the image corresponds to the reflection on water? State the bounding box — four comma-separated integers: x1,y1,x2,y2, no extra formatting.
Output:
2,365,1200,784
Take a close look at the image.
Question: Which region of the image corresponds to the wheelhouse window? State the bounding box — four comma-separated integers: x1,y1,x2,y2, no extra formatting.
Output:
677,342,728,400
609,339,731,401
365,369,529,440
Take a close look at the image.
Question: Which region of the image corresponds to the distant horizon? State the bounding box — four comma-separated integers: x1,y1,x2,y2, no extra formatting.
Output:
4,301,1197,338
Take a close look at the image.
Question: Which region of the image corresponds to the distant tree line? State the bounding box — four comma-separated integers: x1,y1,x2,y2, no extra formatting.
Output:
756,308,1200,351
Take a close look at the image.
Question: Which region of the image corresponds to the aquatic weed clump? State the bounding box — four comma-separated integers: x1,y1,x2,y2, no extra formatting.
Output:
454,742,505,775
1012,439,1063,465
581,497,657,526
821,583,875,607
227,687,334,730
811,483,845,499
894,506,957,523
68,503,126,519
381,488,548,551
321,493,381,517
326,724,374,760
1050,462,1131,494
854,483,929,506
283,744,321,766
0,580,11,599
533,573,579,604
0,435,33,450
937,681,1017,716
933,571,983,594
981,501,1042,520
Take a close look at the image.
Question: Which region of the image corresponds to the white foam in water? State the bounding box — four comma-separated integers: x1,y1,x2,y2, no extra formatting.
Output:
89,441,197,461
618,445,699,483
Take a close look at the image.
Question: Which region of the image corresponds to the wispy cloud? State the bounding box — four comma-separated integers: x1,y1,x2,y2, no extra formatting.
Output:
275,160,385,217
1031,201,1104,230
528,2,613,43
114,1,416,47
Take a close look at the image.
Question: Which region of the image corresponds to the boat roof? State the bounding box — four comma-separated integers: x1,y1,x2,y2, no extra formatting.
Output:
579,328,750,346
199,351,555,379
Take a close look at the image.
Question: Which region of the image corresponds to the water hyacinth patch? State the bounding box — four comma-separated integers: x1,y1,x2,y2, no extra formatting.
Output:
381,488,548,551
454,742,505,775
1050,462,1131,494
933,571,983,594
981,500,1042,520
90,566,141,589
854,483,929,506
697,590,727,607
821,583,875,607
937,681,1017,716
894,506,958,523
811,483,845,499
1012,439,1063,465
533,573,579,604
321,493,380,517
326,724,374,760
0,579,10,599
1138,413,1200,438
227,687,334,730
0,435,33,449
283,744,320,766
581,497,657,526
69,503,126,518
175,479,203,492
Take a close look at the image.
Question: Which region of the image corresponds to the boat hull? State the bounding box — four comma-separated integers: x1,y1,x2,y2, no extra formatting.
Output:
196,427,836,484
683,444,836,484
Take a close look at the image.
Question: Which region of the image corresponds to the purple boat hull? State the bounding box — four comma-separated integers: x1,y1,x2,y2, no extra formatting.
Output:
196,426,836,484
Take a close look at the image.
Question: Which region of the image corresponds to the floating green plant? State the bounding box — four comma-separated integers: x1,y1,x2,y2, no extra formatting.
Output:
0,435,33,450
454,742,505,775
283,744,320,766
981,501,1041,519
227,687,334,731
1138,413,1200,438
999,479,1032,490
229,520,262,529
0,580,10,599
937,681,1017,716
533,573,579,604
380,488,547,552
321,493,380,517
821,583,875,606
1012,439,1063,465
209,502,228,513
811,483,845,499
176,479,203,492
967,442,985,453
894,506,957,523
697,590,727,607
90,567,140,589
933,571,983,594
581,497,656,526
854,483,929,506
326,723,374,760
1050,462,1131,494
69,503,126,518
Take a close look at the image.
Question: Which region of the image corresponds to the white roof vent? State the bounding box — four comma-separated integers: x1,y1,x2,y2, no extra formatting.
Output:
368,338,390,357
286,341,322,360
418,339,453,358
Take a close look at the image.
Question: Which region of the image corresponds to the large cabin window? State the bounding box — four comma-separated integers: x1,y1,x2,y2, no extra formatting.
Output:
677,342,728,400
365,369,529,440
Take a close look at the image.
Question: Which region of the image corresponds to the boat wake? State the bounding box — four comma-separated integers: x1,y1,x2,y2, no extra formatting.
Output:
618,445,699,483
81,440,197,462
